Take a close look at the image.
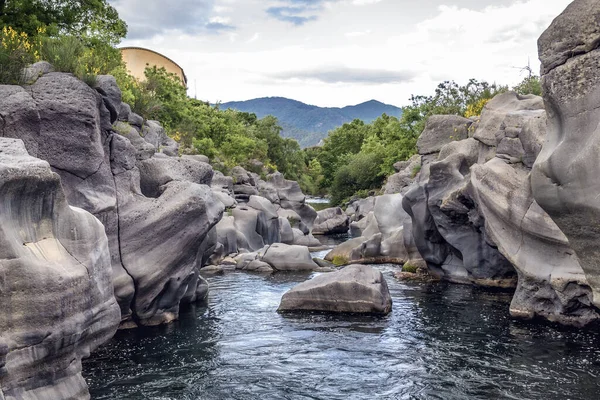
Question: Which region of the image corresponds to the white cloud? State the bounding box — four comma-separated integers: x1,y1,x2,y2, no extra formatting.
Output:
213,5,232,13
209,16,232,24
352,0,383,5
117,0,572,107
247,33,261,43
345,30,371,37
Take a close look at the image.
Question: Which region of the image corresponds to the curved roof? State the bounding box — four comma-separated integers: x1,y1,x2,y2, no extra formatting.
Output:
120,46,188,84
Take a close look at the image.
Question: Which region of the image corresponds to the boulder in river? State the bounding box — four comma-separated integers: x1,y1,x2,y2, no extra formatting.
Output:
262,243,319,271
312,207,350,235
278,265,392,314
326,194,420,266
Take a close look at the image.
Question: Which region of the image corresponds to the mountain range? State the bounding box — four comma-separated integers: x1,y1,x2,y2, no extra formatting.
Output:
220,97,403,148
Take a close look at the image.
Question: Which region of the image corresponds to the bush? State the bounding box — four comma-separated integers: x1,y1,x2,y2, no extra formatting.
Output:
40,35,84,73
0,26,38,84
513,75,542,96
38,35,126,87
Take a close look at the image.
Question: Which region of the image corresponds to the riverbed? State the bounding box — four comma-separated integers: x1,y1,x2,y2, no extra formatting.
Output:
83,248,600,400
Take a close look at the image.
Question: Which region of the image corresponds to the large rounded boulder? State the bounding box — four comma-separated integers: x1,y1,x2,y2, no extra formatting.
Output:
278,265,392,314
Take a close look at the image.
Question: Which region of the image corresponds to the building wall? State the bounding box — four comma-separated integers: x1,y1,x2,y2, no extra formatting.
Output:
120,47,187,86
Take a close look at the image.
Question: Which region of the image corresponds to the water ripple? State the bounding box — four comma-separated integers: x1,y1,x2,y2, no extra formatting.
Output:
84,266,600,400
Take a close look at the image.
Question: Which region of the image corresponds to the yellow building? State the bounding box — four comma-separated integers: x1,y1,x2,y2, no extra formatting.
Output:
120,47,187,86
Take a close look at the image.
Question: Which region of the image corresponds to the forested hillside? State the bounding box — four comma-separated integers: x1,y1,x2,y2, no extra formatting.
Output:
221,97,403,147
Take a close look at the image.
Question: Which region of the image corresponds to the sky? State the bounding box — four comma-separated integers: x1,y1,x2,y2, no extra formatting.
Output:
109,0,572,108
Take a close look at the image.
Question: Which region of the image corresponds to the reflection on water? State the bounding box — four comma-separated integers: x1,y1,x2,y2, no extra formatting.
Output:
84,262,600,400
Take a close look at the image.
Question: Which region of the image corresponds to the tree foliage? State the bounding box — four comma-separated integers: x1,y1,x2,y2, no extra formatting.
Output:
121,66,309,180
0,0,126,85
313,79,511,205
513,74,542,96
0,0,127,45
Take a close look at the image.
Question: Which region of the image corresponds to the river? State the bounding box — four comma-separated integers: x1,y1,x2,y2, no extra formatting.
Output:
83,242,600,399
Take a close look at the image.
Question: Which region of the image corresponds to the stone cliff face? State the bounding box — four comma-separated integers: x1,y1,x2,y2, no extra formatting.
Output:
325,194,420,266
403,108,519,288
532,0,600,311
0,139,120,399
400,90,600,325
0,72,224,328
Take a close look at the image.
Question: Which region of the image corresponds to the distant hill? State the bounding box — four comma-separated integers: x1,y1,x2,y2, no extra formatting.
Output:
220,97,403,148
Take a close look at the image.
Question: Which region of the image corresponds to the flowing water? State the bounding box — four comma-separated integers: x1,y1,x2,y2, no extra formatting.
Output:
84,247,600,399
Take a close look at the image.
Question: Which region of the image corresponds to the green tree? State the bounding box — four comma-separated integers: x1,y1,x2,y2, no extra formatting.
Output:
330,152,385,206
0,0,127,44
409,79,507,119
513,74,542,96
317,119,369,189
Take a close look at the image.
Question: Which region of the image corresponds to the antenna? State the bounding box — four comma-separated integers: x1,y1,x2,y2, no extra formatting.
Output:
194,79,197,100
511,57,533,77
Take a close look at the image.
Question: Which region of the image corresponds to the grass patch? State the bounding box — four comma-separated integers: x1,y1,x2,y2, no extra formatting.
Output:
411,164,422,178
332,255,349,266
402,263,418,274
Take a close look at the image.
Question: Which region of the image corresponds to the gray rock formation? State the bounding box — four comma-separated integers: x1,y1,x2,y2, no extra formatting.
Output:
231,243,319,272
262,243,319,271
532,0,600,311
0,72,223,328
267,172,317,230
0,139,120,399
278,265,392,314
416,115,472,155
312,207,350,235
403,85,600,324
472,159,598,326
402,93,554,288
206,166,321,263
326,194,419,266
22,61,54,84
384,154,422,194
137,156,213,198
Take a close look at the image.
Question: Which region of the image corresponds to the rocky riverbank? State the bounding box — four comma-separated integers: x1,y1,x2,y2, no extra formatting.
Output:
1,0,600,398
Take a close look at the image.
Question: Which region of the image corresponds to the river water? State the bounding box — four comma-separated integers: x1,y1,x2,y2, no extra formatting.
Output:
84,246,600,399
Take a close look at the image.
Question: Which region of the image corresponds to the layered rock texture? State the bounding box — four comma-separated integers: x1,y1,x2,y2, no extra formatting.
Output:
326,194,421,266
0,139,120,399
532,0,600,313
399,87,600,325
0,73,223,328
207,167,321,265
383,154,422,195
278,265,392,314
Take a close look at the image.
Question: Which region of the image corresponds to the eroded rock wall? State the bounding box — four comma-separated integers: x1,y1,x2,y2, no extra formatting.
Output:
0,139,120,399
403,89,600,325
0,73,223,328
531,0,600,310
